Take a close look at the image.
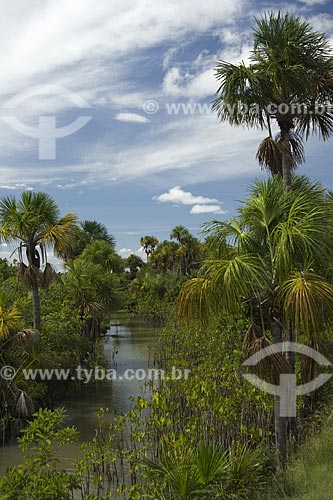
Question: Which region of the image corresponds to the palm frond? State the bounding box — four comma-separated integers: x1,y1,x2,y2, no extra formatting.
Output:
278,270,333,335
243,323,292,384
178,278,215,324
39,262,54,289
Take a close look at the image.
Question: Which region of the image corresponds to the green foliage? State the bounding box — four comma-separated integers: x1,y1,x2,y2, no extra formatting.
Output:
125,269,185,323
0,408,79,500
57,219,116,261
179,176,333,336
143,441,267,499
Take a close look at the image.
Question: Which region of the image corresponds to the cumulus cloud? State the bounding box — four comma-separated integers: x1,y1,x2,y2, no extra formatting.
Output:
119,247,146,258
153,186,227,215
190,204,227,214
153,186,219,205
115,112,149,124
119,248,133,258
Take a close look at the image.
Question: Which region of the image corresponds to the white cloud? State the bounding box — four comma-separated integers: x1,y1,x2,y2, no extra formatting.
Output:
84,112,263,186
153,186,219,205
115,112,149,124
190,204,227,214
0,183,34,190
0,0,244,96
162,67,216,99
119,248,133,258
153,185,228,215
162,42,252,100
118,247,146,259
298,0,329,5
307,13,333,35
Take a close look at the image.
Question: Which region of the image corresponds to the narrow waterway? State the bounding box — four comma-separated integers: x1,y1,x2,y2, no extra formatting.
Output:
0,313,159,474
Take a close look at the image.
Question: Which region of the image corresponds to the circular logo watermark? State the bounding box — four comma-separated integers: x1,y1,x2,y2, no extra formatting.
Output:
242,342,332,417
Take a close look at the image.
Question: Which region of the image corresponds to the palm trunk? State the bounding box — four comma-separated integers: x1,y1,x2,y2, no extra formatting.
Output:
281,130,292,189
271,318,287,470
285,321,294,370
285,321,296,440
32,285,41,330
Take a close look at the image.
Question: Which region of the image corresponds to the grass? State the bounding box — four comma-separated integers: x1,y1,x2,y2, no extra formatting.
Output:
258,412,333,499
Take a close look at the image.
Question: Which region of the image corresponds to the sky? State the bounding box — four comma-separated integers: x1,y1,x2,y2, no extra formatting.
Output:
0,0,332,265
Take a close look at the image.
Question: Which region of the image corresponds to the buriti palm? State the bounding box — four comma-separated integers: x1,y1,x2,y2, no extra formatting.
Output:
0,192,77,330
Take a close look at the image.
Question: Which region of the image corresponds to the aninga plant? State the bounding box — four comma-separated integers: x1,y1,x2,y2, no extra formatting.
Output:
0,191,78,330
178,176,333,468
213,12,333,187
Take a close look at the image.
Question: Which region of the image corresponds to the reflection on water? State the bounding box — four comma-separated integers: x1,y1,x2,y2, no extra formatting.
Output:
0,313,158,474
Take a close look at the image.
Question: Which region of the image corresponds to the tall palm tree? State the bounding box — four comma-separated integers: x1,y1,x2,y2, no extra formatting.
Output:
178,177,333,467
171,226,191,274
213,12,333,187
170,225,191,246
140,235,159,262
0,192,78,330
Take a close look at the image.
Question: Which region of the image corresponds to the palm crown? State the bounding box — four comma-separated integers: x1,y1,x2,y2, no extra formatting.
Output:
213,12,333,186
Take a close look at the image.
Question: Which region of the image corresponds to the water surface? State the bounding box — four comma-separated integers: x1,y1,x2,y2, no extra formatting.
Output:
0,313,158,473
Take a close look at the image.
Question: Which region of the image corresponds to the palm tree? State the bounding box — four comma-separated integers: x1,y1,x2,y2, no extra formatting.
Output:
62,258,115,340
151,240,179,273
57,220,115,261
170,225,191,246
140,235,159,261
171,226,190,274
0,192,78,330
126,254,145,280
0,295,23,340
79,240,123,273
213,12,333,187
178,177,333,467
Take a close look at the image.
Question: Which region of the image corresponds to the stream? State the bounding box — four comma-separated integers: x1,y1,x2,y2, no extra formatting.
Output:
0,313,159,474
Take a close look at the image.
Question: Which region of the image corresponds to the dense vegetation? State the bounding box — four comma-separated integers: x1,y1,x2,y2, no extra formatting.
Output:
0,9,333,500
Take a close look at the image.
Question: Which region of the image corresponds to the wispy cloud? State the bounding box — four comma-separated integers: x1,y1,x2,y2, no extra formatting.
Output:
298,0,329,5
115,112,149,124
0,183,34,190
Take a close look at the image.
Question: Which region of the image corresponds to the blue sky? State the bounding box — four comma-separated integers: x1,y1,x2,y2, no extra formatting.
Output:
0,0,332,265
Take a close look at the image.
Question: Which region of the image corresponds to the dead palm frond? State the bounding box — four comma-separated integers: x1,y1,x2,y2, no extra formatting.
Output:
256,133,304,176
39,262,54,288
300,339,320,384
256,136,287,176
15,390,36,418
243,325,292,384
15,329,40,348
17,263,39,289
